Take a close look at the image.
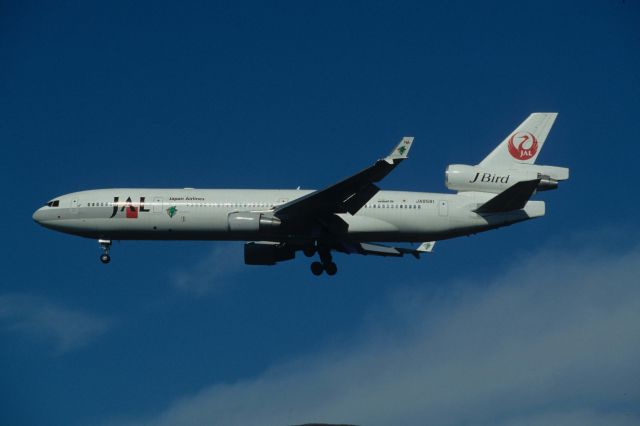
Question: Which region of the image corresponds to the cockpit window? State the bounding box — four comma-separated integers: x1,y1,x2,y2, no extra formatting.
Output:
46,200,60,207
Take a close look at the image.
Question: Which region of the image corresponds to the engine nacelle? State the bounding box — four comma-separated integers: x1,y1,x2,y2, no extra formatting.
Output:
244,242,295,265
445,164,568,193
228,212,281,232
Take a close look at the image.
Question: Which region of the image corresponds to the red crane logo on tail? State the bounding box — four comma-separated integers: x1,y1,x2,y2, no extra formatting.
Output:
507,132,538,160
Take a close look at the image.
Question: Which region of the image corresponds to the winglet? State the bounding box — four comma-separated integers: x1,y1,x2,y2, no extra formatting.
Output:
386,137,414,162
416,241,436,253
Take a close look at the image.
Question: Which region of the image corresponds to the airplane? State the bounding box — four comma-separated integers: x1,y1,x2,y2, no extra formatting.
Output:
33,113,569,276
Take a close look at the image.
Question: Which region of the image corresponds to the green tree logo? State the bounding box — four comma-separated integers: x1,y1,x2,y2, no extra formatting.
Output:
166,206,178,218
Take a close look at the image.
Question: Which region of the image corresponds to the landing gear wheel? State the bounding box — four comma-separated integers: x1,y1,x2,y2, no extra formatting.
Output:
310,261,324,276
303,247,316,257
319,249,332,264
324,261,337,276
98,239,112,264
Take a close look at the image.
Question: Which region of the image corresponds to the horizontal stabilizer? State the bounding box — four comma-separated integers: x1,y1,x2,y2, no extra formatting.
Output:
474,179,540,214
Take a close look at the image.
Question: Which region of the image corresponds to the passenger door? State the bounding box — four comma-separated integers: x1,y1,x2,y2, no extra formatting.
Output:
438,200,448,216
152,197,163,213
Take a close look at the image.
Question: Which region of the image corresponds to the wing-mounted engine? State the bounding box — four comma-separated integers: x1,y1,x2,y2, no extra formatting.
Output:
244,241,295,265
445,164,569,194
228,212,281,232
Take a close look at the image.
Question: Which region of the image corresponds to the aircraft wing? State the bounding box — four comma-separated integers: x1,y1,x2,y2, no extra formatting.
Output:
274,137,414,219
339,241,435,259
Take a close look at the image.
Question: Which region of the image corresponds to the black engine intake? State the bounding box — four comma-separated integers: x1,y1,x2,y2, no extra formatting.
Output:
244,242,295,265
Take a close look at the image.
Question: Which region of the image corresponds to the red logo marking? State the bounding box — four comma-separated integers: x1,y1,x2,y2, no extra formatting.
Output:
126,205,138,219
507,132,538,160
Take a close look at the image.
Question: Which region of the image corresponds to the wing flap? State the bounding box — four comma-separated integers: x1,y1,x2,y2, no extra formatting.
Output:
343,183,380,215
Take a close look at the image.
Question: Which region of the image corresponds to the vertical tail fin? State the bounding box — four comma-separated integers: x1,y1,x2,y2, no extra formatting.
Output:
479,113,557,167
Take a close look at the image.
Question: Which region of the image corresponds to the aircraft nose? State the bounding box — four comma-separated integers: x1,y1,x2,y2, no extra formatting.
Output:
32,207,44,224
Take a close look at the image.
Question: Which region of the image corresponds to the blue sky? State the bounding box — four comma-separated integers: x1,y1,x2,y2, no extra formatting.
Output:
1,1,639,425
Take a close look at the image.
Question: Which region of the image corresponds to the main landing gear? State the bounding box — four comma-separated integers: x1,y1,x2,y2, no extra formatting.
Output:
99,239,112,264
309,249,338,276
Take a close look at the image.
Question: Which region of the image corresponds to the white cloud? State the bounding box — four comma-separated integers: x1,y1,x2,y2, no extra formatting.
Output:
116,244,640,426
0,293,111,354
171,244,244,295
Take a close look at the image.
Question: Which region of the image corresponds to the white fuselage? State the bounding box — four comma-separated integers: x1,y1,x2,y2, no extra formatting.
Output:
32,188,545,243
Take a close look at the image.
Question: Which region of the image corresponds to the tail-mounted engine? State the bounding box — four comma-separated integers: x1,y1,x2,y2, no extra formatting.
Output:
445,164,569,194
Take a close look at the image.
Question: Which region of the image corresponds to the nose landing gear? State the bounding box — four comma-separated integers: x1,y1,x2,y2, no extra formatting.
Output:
99,239,112,264
309,249,338,276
